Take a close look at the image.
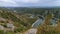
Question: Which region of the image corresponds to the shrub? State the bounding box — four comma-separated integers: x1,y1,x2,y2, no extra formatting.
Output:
5,31,14,34
0,30,4,34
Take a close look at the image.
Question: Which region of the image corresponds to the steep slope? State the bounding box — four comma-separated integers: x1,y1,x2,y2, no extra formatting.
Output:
0,10,37,33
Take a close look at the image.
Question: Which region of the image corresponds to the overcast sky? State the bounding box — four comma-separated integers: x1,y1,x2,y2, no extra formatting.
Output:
0,0,60,7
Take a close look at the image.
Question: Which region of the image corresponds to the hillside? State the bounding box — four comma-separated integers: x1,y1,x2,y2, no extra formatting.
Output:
0,7,60,34
0,10,37,34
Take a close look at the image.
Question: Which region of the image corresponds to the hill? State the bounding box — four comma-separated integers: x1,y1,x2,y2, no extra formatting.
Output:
0,10,37,34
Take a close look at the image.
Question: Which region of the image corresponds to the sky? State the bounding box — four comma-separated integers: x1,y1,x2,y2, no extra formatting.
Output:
0,0,60,7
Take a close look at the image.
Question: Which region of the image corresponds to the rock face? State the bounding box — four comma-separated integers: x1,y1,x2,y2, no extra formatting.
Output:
0,25,4,30
29,15,35,18
24,28,37,34
0,17,6,21
7,23,15,31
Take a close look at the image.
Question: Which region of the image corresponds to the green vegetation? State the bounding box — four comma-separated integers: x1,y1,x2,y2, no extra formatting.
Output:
0,7,60,34
5,31,14,34
0,30,4,34
0,10,37,34
37,14,60,34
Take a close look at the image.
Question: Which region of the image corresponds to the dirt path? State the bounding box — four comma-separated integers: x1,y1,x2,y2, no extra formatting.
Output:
22,28,37,34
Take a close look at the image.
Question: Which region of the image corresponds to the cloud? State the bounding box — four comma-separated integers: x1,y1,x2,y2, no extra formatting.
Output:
0,0,60,7
0,0,19,7
0,0,16,4
53,0,60,6
14,0,39,3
